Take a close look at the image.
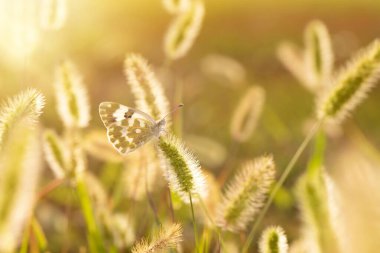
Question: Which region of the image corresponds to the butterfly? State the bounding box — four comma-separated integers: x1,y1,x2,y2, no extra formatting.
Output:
99,102,182,155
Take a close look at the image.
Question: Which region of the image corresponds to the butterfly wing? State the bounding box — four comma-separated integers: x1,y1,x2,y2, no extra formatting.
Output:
99,102,156,155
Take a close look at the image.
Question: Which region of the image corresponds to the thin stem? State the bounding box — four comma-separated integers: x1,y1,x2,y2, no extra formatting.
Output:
242,120,323,253
189,193,199,252
76,177,106,253
36,178,65,202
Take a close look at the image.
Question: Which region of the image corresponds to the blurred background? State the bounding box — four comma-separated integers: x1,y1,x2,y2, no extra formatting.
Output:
1,0,380,251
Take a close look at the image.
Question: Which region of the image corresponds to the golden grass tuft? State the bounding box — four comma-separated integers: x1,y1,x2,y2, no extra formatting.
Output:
216,156,275,232
164,0,205,60
131,223,183,253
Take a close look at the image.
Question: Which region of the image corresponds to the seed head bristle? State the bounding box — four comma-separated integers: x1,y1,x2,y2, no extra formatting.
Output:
54,60,90,128
216,156,275,232
0,88,45,150
164,0,205,60
131,223,183,253
230,86,265,142
124,54,170,123
157,134,207,203
318,39,380,123
259,226,289,253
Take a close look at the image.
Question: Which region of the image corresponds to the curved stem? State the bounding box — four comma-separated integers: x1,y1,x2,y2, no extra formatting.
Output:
242,120,323,253
36,178,65,202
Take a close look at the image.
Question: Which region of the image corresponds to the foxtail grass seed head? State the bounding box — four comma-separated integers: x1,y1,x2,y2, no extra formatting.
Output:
106,213,135,248
43,129,67,178
230,86,265,142
277,42,313,92
54,60,90,128
69,146,86,180
304,20,334,90
0,88,45,150
43,130,85,180
131,223,183,253
296,169,341,253
0,90,44,252
201,54,247,86
259,226,289,253
157,134,207,203
124,54,170,123
216,156,275,232
164,0,205,60
318,39,380,123
162,0,191,14
0,128,42,253
40,0,67,30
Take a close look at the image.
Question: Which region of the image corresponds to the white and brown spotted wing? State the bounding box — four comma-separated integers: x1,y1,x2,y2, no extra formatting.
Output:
99,102,157,155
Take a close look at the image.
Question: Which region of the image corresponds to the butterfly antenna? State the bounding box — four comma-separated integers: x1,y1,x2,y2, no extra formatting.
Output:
162,103,184,119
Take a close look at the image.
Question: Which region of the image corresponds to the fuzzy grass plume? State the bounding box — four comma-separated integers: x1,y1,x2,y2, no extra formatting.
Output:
216,156,275,232
131,223,182,253
0,89,44,252
164,0,205,60
54,60,90,128
0,88,44,149
277,42,311,90
318,39,380,123
304,20,334,90
105,213,135,249
40,0,67,30
43,129,67,178
124,54,170,122
43,129,86,179
259,226,289,253
296,168,340,253
277,20,333,94
230,86,265,142
201,54,247,86
157,134,207,203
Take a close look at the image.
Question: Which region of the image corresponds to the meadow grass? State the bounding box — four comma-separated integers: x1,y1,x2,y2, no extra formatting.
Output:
1,2,380,253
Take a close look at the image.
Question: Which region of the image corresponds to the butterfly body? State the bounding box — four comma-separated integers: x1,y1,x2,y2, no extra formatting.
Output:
99,102,166,155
